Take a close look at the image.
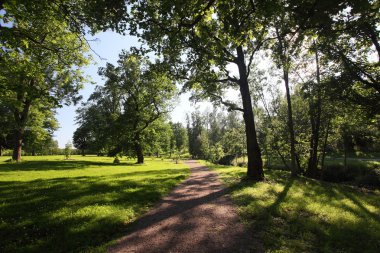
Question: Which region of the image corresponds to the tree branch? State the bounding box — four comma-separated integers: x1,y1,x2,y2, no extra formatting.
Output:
209,93,244,112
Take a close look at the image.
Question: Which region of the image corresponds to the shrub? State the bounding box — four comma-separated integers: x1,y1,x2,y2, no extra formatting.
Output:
113,157,120,164
218,154,236,165
322,162,380,188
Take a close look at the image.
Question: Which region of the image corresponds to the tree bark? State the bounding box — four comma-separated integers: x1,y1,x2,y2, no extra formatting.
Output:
12,80,32,162
283,70,298,176
343,130,348,170
136,143,144,164
12,128,24,161
306,45,322,178
236,46,264,180
12,104,31,162
321,118,331,170
134,134,144,164
275,27,298,177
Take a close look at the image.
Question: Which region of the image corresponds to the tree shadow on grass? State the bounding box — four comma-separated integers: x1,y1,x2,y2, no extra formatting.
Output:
0,167,188,253
227,170,380,252
0,160,139,172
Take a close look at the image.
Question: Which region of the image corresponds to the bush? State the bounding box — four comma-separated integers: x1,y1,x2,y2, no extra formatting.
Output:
218,154,236,165
322,162,380,188
113,157,120,164
355,169,380,187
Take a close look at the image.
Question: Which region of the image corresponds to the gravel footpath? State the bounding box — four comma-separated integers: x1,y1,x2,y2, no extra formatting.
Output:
108,160,261,253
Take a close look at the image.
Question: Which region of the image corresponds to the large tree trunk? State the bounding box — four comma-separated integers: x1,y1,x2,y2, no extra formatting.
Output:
134,134,144,164
12,85,32,162
136,143,144,164
12,128,24,162
82,149,85,156
236,46,264,180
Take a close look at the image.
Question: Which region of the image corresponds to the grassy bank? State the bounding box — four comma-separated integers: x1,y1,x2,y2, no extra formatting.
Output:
0,156,189,253
203,161,380,253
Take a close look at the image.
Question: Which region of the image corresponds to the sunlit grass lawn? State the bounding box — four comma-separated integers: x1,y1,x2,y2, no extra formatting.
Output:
202,161,380,253
0,155,189,253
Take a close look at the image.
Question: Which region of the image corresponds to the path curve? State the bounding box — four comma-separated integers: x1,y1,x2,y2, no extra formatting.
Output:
108,160,259,253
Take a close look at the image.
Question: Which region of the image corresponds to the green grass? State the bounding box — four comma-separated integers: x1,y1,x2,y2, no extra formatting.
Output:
202,161,380,253
0,155,189,253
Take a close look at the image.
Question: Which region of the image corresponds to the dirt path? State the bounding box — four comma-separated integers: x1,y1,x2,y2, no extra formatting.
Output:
108,160,260,253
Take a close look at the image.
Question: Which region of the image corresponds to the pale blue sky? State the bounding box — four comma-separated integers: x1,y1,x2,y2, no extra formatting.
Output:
55,31,211,148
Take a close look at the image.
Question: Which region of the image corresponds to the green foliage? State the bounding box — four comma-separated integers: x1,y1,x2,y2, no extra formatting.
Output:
170,122,188,153
72,125,89,156
0,0,90,160
186,110,206,159
186,107,248,164
0,156,189,253
64,142,73,159
74,50,176,161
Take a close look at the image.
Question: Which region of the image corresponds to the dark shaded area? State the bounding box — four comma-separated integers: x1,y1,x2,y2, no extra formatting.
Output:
0,162,188,253
0,159,138,172
265,157,380,188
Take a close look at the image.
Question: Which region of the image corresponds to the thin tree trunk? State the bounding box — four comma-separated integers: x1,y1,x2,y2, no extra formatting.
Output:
258,87,290,171
275,27,298,177
0,146,2,156
236,45,264,180
343,130,348,170
344,146,347,170
264,146,270,168
82,149,85,156
283,70,298,176
321,118,331,169
307,113,318,177
276,147,290,170
306,44,322,178
295,153,302,174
